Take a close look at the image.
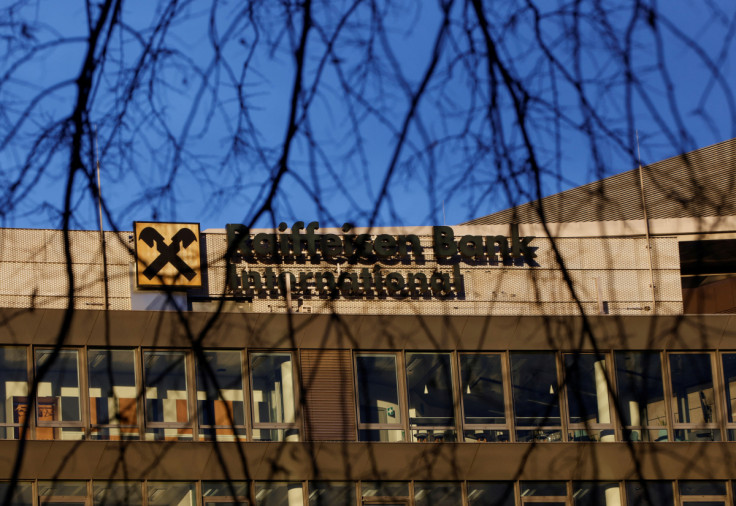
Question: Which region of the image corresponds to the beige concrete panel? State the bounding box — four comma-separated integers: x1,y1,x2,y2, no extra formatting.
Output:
0,228,50,262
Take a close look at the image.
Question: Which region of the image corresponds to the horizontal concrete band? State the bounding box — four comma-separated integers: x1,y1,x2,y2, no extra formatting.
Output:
1,309,736,350
0,440,734,482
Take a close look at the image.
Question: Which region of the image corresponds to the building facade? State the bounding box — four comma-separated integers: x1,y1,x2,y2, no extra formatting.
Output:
1,139,736,504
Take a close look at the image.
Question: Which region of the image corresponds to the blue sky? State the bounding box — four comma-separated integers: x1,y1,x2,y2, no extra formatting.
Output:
1,1,734,231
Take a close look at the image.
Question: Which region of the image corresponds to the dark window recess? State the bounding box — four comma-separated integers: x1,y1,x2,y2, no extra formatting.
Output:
680,239,736,314
301,349,356,441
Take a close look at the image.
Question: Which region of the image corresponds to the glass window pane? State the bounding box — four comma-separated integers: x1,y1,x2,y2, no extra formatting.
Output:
511,353,560,426
361,482,409,498
93,481,143,505
36,350,81,432
144,351,189,424
251,353,295,425
197,351,245,439
520,481,567,497
255,482,303,506
625,481,673,506
88,350,138,440
355,354,401,425
39,481,88,505
679,480,726,496
467,482,514,506
0,347,28,440
0,482,33,505
565,354,610,426
615,353,666,436
670,354,716,425
573,482,621,506
414,482,462,506
147,482,195,506
460,354,505,425
722,354,736,423
202,481,250,505
309,482,355,506
406,353,454,427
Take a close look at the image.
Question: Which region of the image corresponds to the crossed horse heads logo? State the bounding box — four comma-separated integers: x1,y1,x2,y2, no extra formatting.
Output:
136,224,200,284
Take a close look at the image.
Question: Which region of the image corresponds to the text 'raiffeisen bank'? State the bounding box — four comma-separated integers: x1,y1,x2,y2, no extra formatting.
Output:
225,222,537,299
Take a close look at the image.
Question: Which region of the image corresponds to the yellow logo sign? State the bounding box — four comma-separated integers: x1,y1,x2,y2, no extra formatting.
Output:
134,222,202,288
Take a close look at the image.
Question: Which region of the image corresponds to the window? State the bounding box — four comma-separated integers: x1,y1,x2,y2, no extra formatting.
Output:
564,353,614,442
35,349,83,440
668,354,719,441
0,346,28,440
511,353,562,442
625,481,673,506
254,482,303,506
147,482,196,506
413,482,462,506
143,351,192,441
39,481,88,505
87,349,139,440
197,350,246,441
355,353,404,442
250,353,299,442
406,353,456,442
721,354,736,440
519,481,567,504
678,481,726,505
459,354,509,442
466,482,515,506
360,482,409,505
309,482,356,506
615,352,667,442
0,481,33,505
93,481,143,505
573,482,621,506
202,481,250,505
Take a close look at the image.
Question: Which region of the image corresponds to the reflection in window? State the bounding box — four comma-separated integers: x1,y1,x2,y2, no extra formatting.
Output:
679,480,726,504
250,353,298,442
565,354,613,442
467,482,514,506
202,481,250,505
460,354,509,442
573,482,621,506
0,347,28,440
144,351,191,441
414,482,462,506
35,349,83,440
0,481,33,505
255,482,303,506
197,351,246,441
93,481,143,505
361,481,409,499
625,481,673,506
355,354,403,442
615,352,667,442
723,354,736,441
669,354,719,441
39,481,88,505
88,349,138,440
511,353,561,442
406,353,455,442
147,482,196,506
308,482,355,506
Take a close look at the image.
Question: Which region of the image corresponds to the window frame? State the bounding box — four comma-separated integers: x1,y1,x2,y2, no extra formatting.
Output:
457,352,512,443
666,352,722,442
248,350,301,440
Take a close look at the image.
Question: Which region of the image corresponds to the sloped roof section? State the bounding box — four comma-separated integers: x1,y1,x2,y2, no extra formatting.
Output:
463,138,736,225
